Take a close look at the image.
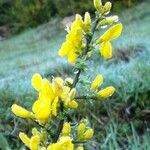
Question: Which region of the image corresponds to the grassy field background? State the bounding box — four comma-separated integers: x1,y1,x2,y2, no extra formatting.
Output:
0,1,150,149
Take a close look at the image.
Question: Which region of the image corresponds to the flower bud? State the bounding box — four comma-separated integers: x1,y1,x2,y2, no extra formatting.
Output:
19,132,30,148
98,16,119,27
102,2,112,15
65,77,73,85
84,12,91,32
32,128,39,136
68,100,78,109
91,74,103,90
93,0,102,12
69,88,76,99
62,122,71,135
97,86,115,99
11,104,33,119
30,135,40,150
83,128,94,140
78,123,86,138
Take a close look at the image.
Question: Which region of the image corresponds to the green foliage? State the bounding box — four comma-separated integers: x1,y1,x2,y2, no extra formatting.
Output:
0,133,10,150
11,0,57,30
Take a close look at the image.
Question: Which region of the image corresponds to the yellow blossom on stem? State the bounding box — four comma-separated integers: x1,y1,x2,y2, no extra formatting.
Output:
97,86,115,99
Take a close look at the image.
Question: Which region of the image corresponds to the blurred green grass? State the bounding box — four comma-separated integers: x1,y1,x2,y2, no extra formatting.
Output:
0,1,150,149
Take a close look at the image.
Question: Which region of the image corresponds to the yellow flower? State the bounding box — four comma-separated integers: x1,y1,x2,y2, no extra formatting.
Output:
97,86,115,99
91,74,103,90
11,104,33,119
96,23,123,44
62,122,71,136
83,128,94,140
93,0,102,12
58,14,84,64
100,41,112,59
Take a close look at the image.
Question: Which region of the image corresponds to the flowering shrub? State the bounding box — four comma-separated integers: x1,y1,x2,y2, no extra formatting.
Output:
11,0,123,149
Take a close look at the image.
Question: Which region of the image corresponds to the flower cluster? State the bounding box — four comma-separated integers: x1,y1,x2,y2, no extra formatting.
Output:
11,0,122,149
58,12,91,64
12,73,78,125
18,121,93,150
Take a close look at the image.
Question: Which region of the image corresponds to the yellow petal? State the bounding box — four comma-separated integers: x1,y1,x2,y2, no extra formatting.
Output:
42,79,55,101
97,86,115,99
32,99,51,124
96,23,123,43
30,135,40,150
100,41,112,59
52,96,59,116
11,104,33,118
19,132,30,148
62,122,71,135
91,74,103,90
67,50,78,64
32,73,42,91
58,42,70,57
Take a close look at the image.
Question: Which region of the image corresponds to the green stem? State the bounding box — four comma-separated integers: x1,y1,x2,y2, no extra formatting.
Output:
72,19,99,88
54,16,100,143
53,102,64,142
